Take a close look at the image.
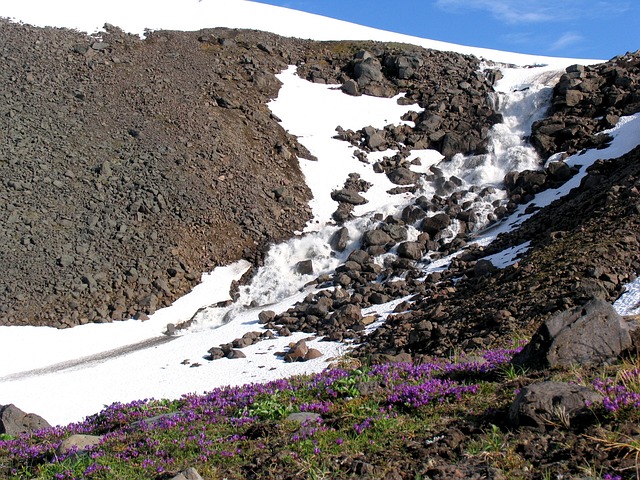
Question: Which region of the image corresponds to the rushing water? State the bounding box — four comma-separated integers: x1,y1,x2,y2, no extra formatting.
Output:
191,65,564,329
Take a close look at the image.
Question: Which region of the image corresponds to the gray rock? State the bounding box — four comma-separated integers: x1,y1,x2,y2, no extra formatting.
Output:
397,241,425,260
421,213,451,236
285,412,321,424
362,229,393,247
226,349,246,359
56,434,103,456
366,132,386,149
0,404,51,435
258,310,276,324
353,57,384,85
474,259,496,277
329,227,350,252
207,347,224,360
341,79,359,96
512,299,632,369
170,467,205,480
331,189,367,205
295,259,313,275
387,167,419,185
508,381,603,431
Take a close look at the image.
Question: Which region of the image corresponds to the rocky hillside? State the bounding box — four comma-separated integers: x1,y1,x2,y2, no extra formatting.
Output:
0,19,502,328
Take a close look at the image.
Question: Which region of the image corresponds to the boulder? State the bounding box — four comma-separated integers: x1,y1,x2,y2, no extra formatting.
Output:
286,412,321,424
170,468,205,480
304,348,323,360
331,189,367,205
341,79,359,96
258,310,276,324
284,340,308,362
421,213,451,236
353,56,384,86
362,229,393,247
512,299,632,369
508,381,603,431
329,227,350,252
0,404,51,435
295,259,313,275
387,167,419,185
56,434,103,456
397,241,425,260
226,349,246,359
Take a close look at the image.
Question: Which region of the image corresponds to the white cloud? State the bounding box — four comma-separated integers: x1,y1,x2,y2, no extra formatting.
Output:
549,32,585,51
434,0,630,24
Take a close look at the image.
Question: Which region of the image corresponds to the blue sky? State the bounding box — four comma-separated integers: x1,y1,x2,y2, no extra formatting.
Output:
253,0,638,60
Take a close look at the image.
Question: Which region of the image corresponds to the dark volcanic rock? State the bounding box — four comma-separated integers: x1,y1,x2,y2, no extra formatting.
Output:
0,21,315,328
512,299,632,370
508,381,603,431
531,51,640,160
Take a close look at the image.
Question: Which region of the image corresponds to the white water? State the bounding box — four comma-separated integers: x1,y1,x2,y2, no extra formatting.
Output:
187,63,565,330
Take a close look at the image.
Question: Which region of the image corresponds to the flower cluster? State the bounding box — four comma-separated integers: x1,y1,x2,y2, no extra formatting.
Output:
0,346,526,478
388,378,479,409
592,375,640,413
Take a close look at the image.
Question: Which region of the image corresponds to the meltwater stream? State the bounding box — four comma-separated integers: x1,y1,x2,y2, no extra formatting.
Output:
189,64,564,331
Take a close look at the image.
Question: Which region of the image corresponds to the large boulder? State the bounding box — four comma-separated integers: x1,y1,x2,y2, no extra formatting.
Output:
512,299,632,369
508,381,603,431
362,229,394,247
397,241,425,260
0,404,51,435
352,54,384,86
420,213,451,236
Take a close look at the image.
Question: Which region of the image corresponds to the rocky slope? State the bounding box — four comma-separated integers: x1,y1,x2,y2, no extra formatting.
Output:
0,19,501,328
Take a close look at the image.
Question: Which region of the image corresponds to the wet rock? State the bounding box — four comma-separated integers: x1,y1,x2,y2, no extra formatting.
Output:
295,259,314,275
362,229,393,247
397,241,425,260
329,226,350,252
421,213,451,236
